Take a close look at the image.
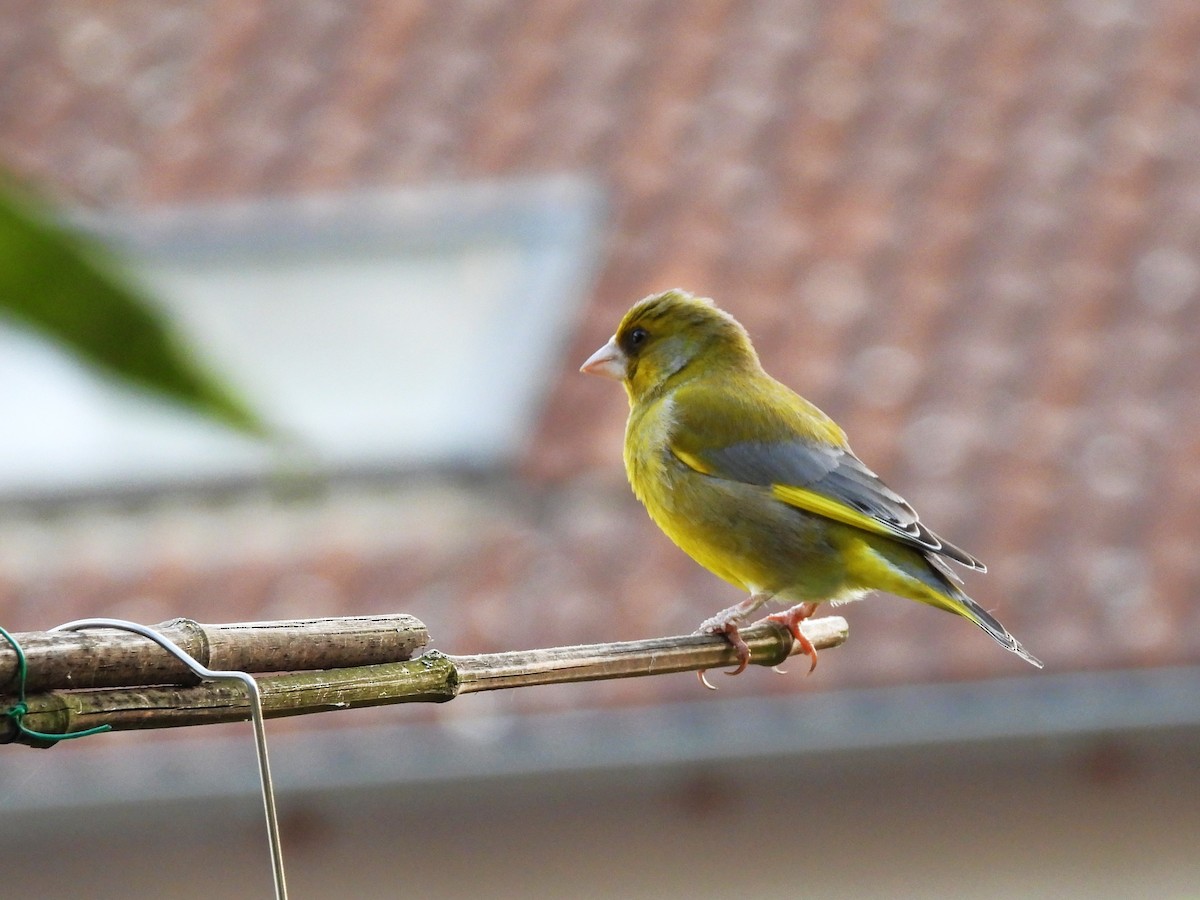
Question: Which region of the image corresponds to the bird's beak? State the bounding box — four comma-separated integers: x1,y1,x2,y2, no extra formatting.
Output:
580,336,626,380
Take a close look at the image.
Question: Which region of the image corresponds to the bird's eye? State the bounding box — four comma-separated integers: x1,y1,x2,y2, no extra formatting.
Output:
627,327,649,348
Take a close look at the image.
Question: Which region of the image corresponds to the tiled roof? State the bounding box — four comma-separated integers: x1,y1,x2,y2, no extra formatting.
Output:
2,1,1199,714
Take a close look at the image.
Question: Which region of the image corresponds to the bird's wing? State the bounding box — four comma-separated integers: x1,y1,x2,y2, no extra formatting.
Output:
667,380,985,572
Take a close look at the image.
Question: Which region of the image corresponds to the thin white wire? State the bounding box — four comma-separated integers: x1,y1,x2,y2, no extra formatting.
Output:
50,617,287,900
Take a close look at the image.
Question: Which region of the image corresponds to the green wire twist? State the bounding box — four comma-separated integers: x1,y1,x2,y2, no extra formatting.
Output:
1,623,111,743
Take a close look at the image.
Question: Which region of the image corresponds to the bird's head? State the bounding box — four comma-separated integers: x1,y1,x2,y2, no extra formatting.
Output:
580,289,759,402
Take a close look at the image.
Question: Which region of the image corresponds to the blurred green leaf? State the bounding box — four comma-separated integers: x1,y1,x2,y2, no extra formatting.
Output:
0,184,269,438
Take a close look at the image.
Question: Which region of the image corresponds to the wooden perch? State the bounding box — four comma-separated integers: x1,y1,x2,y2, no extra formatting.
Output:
1,614,847,748
2,615,430,693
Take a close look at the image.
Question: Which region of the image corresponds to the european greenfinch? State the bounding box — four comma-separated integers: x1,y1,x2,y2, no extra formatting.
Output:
581,288,1041,679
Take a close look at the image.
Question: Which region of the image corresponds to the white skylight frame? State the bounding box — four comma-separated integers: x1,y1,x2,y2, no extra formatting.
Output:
0,176,606,499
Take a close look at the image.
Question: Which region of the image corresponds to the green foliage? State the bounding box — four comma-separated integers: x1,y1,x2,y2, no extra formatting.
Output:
0,184,268,438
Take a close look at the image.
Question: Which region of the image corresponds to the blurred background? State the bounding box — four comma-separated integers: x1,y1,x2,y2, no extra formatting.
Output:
2,1,1199,897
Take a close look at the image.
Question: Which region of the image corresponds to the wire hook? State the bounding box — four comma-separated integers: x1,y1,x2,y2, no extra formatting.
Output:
51,617,288,900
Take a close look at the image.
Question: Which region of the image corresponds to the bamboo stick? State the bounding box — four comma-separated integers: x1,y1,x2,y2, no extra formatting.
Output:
2,617,847,747
1,615,429,693
452,615,847,692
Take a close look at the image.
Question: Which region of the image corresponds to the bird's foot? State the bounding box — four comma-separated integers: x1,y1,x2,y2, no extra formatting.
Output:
695,620,750,689
758,601,819,674
694,595,771,688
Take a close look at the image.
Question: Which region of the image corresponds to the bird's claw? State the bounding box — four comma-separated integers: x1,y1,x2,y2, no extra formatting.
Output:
761,602,819,674
722,621,752,675
695,615,753,688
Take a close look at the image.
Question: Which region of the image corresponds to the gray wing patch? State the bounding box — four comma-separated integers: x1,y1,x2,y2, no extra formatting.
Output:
699,439,842,487
695,440,985,571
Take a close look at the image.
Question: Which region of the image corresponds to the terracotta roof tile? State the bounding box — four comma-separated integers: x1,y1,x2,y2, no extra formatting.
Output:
2,1,1199,708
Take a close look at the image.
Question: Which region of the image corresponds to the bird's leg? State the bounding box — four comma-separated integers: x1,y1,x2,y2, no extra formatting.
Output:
758,601,819,674
695,594,773,686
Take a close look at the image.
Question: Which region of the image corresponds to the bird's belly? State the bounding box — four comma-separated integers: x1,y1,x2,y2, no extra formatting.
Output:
633,453,850,601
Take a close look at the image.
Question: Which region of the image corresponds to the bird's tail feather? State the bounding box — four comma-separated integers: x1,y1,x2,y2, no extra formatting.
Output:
854,541,1042,668
924,588,1043,668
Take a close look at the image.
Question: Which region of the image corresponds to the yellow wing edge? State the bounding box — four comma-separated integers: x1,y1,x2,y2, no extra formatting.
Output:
771,483,896,538
671,447,716,475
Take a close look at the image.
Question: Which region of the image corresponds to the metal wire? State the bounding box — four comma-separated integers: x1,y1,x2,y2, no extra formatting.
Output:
50,617,287,900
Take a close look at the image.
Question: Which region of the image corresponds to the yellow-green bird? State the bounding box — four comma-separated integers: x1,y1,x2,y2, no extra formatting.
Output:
581,288,1041,678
